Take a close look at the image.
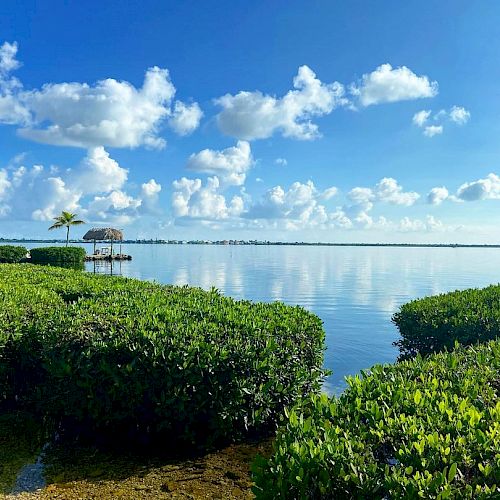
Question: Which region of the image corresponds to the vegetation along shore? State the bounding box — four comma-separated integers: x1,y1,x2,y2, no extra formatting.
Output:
0,256,498,498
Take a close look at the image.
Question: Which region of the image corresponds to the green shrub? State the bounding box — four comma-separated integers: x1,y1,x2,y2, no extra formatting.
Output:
0,264,325,445
30,246,86,264
0,245,27,263
393,285,500,358
253,341,500,499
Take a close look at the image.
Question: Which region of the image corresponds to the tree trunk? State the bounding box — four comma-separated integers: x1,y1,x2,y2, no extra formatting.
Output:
66,226,70,247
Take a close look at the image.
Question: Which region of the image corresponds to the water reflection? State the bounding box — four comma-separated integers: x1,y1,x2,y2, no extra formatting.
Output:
89,258,123,276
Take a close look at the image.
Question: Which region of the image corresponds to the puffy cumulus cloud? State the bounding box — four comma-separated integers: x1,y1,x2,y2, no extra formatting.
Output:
275,158,288,166
244,178,424,232
71,146,128,194
186,140,253,186
428,173,500,206
31,176,81,221
85,190,142,224
351,64,438,107
330,178,420,230
172,176,244,220
427,186,449,205
0,41,202,148
0,42,30,125
449,105,471,125
168,101,203,136
348,177,420,206
169,174,451,234
398,215,443,232
0,168,12,216
0,164,80,221
0,41,21,74
244,180,333,229
423,125,443,137
19,67,175,148
321,186,338,200
456,173,500,201
215,65,347,141
374,177,420,205
413,105,470,137
412,110,431,127
0,149,163,224
141,178,161,198
140,178,162,214
0,168,11,198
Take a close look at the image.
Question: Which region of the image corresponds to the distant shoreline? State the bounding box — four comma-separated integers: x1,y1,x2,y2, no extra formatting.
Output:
2,239,500,249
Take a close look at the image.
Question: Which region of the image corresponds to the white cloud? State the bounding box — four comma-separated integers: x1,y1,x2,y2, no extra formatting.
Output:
140,178,162,214
172,176,244,220
245,180,332,229
427,186,449,205
456,173,500,201
141,178,161,197
412,110,431,127
186,140,253,186
329,178,420,230
0,42,30,125
348,177,420,206
19,67,175,148
0,169,11,199
71,146,128,194
449,105,470,125
86,190,142,224
3,165,81,221
0,41,202,148
215,65,347,140
423,125,443,137
0,150,162,224
168,101,203,136
275,158,288,166
374,177,420,205
0,42,21,74
413,105,470,137
322,186,338,200
399,215,443,232
351,64,438,107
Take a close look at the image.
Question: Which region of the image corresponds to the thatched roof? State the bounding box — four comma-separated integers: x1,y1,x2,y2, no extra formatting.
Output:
83,227,123,241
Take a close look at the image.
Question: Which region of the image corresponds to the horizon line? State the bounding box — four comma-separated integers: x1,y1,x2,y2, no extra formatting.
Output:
2,238,500,248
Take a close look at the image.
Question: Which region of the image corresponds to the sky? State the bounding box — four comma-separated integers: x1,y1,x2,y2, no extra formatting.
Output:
1,0,500,243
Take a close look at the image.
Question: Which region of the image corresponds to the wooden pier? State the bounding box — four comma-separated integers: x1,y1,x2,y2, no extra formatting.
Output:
85,254,132,261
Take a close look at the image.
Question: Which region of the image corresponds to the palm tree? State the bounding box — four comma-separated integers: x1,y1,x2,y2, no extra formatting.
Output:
48,211,86,247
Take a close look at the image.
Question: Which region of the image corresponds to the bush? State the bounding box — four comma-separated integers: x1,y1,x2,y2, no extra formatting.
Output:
0,264,325,445
0,245,27,263
393,285,500,358
253,341,500,499
30,246,86,264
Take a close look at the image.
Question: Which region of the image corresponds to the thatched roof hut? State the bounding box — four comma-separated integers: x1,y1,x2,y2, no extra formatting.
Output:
83,228,123,255
83,228,123,241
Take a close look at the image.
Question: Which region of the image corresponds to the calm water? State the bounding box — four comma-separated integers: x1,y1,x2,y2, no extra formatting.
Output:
23,243,500,394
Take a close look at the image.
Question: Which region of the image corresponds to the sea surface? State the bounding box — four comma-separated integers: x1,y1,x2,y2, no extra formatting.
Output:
22,243,500,394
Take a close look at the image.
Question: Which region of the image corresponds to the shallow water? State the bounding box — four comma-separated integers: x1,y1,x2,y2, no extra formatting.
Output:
22,243,500,394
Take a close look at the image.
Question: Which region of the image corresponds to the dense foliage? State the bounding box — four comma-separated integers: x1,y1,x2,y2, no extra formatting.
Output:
0,264,325,445
0,245,27,263
393,285,500,358
29,246,86,264
253,340,500,499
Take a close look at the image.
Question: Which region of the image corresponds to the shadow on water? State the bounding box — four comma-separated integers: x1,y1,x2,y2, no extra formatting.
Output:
0,412,49,494
0,411,270,497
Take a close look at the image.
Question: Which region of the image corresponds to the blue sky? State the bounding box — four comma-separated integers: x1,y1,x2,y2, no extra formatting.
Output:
1,0,500,242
